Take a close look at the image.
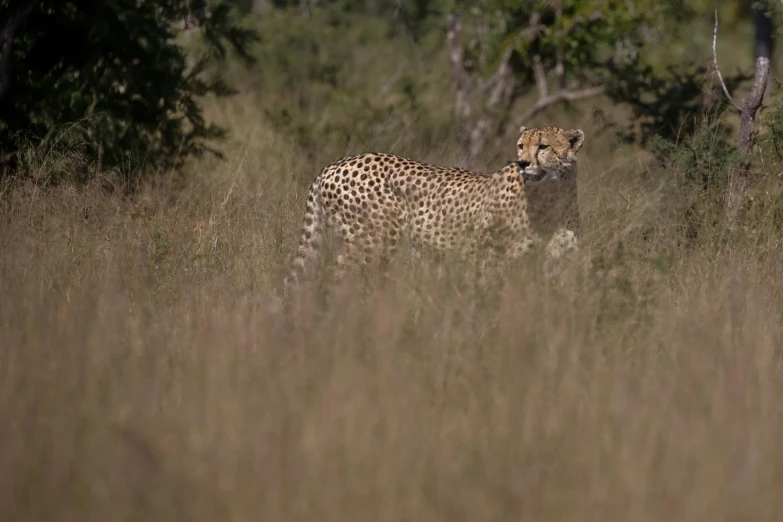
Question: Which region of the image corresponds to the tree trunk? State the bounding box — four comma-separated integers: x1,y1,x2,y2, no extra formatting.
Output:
738,56,771,167
726,56,770,224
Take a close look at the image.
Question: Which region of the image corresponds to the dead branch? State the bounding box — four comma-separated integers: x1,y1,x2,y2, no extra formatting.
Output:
374,67,405,102
486,47,514,109
713,10,741,112
521,12,545,41
447,11,519,161
446,7,607,163
446,12,471,119
476,45,514,93
467,47,516,161
0,0,40,100
554,3,565,88
515,9,606,128
554,50,565,89
518,86,605,127
476,11,541,97
532,54,548,99
394,0,417,43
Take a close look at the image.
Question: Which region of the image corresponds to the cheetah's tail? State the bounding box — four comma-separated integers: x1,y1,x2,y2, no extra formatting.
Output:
283,179,325,294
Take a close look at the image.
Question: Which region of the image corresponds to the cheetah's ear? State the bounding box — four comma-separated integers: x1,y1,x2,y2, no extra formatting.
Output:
518,125,528,135
565,129,585,152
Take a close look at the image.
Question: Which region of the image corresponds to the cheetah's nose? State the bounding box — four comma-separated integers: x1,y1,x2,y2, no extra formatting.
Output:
516,160,530,170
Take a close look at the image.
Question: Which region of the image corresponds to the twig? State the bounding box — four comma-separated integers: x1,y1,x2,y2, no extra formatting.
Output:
532,54,548,99
518,86,606,126
447,7,608,161
515,8,606,128
374,67,405,101
477,12,541,97
521,12,545,41
477,48,514,95
713,10,741,112
394,0,417,43
446,12,471,119
554,3,565,89
485,47,514,109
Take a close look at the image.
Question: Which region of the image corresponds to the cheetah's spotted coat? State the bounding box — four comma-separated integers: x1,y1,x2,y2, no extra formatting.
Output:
285,125,584,288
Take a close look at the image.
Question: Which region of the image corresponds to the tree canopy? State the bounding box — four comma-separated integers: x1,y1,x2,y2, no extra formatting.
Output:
0,0,256,181
0,0,773,184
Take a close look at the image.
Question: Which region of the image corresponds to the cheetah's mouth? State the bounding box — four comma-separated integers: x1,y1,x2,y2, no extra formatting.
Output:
516,162,564,184
516,161,547,184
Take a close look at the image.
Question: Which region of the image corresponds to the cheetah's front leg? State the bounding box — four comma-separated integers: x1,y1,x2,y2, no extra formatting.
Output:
543,228,578,282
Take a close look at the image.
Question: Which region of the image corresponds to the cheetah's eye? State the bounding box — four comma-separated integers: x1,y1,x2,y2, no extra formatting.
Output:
538,144,549,150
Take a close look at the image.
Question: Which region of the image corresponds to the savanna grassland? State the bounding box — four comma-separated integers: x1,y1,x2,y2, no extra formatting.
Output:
3,5,783,521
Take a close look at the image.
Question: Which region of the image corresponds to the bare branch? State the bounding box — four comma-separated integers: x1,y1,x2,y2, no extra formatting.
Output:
713,10,741,112
447,7,608,163
532,54,548,99
477,11,541,97
373,67,405,102
513,7,607,129
394,0,417,43
394,0,403,18
521,12,545,41
464,46,516,160
0,0,40,100
554,50,565,89
486,47,515,109
518,86,606,126
446,12,472,119
553,2,565,88
476,48,511,94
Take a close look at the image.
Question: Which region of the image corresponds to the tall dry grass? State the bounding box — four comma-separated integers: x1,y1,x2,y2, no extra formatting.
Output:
2,95,783,521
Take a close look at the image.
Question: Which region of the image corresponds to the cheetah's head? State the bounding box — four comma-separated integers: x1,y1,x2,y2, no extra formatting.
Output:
515,126,584,184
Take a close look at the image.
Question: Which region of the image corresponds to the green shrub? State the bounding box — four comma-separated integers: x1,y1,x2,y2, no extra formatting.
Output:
0,0,257,183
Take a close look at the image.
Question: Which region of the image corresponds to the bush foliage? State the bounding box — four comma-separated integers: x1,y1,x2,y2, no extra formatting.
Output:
0,0,256,182
0,0,775,188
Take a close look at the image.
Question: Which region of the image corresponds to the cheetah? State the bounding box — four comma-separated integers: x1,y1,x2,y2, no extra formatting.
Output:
284,125,585,290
